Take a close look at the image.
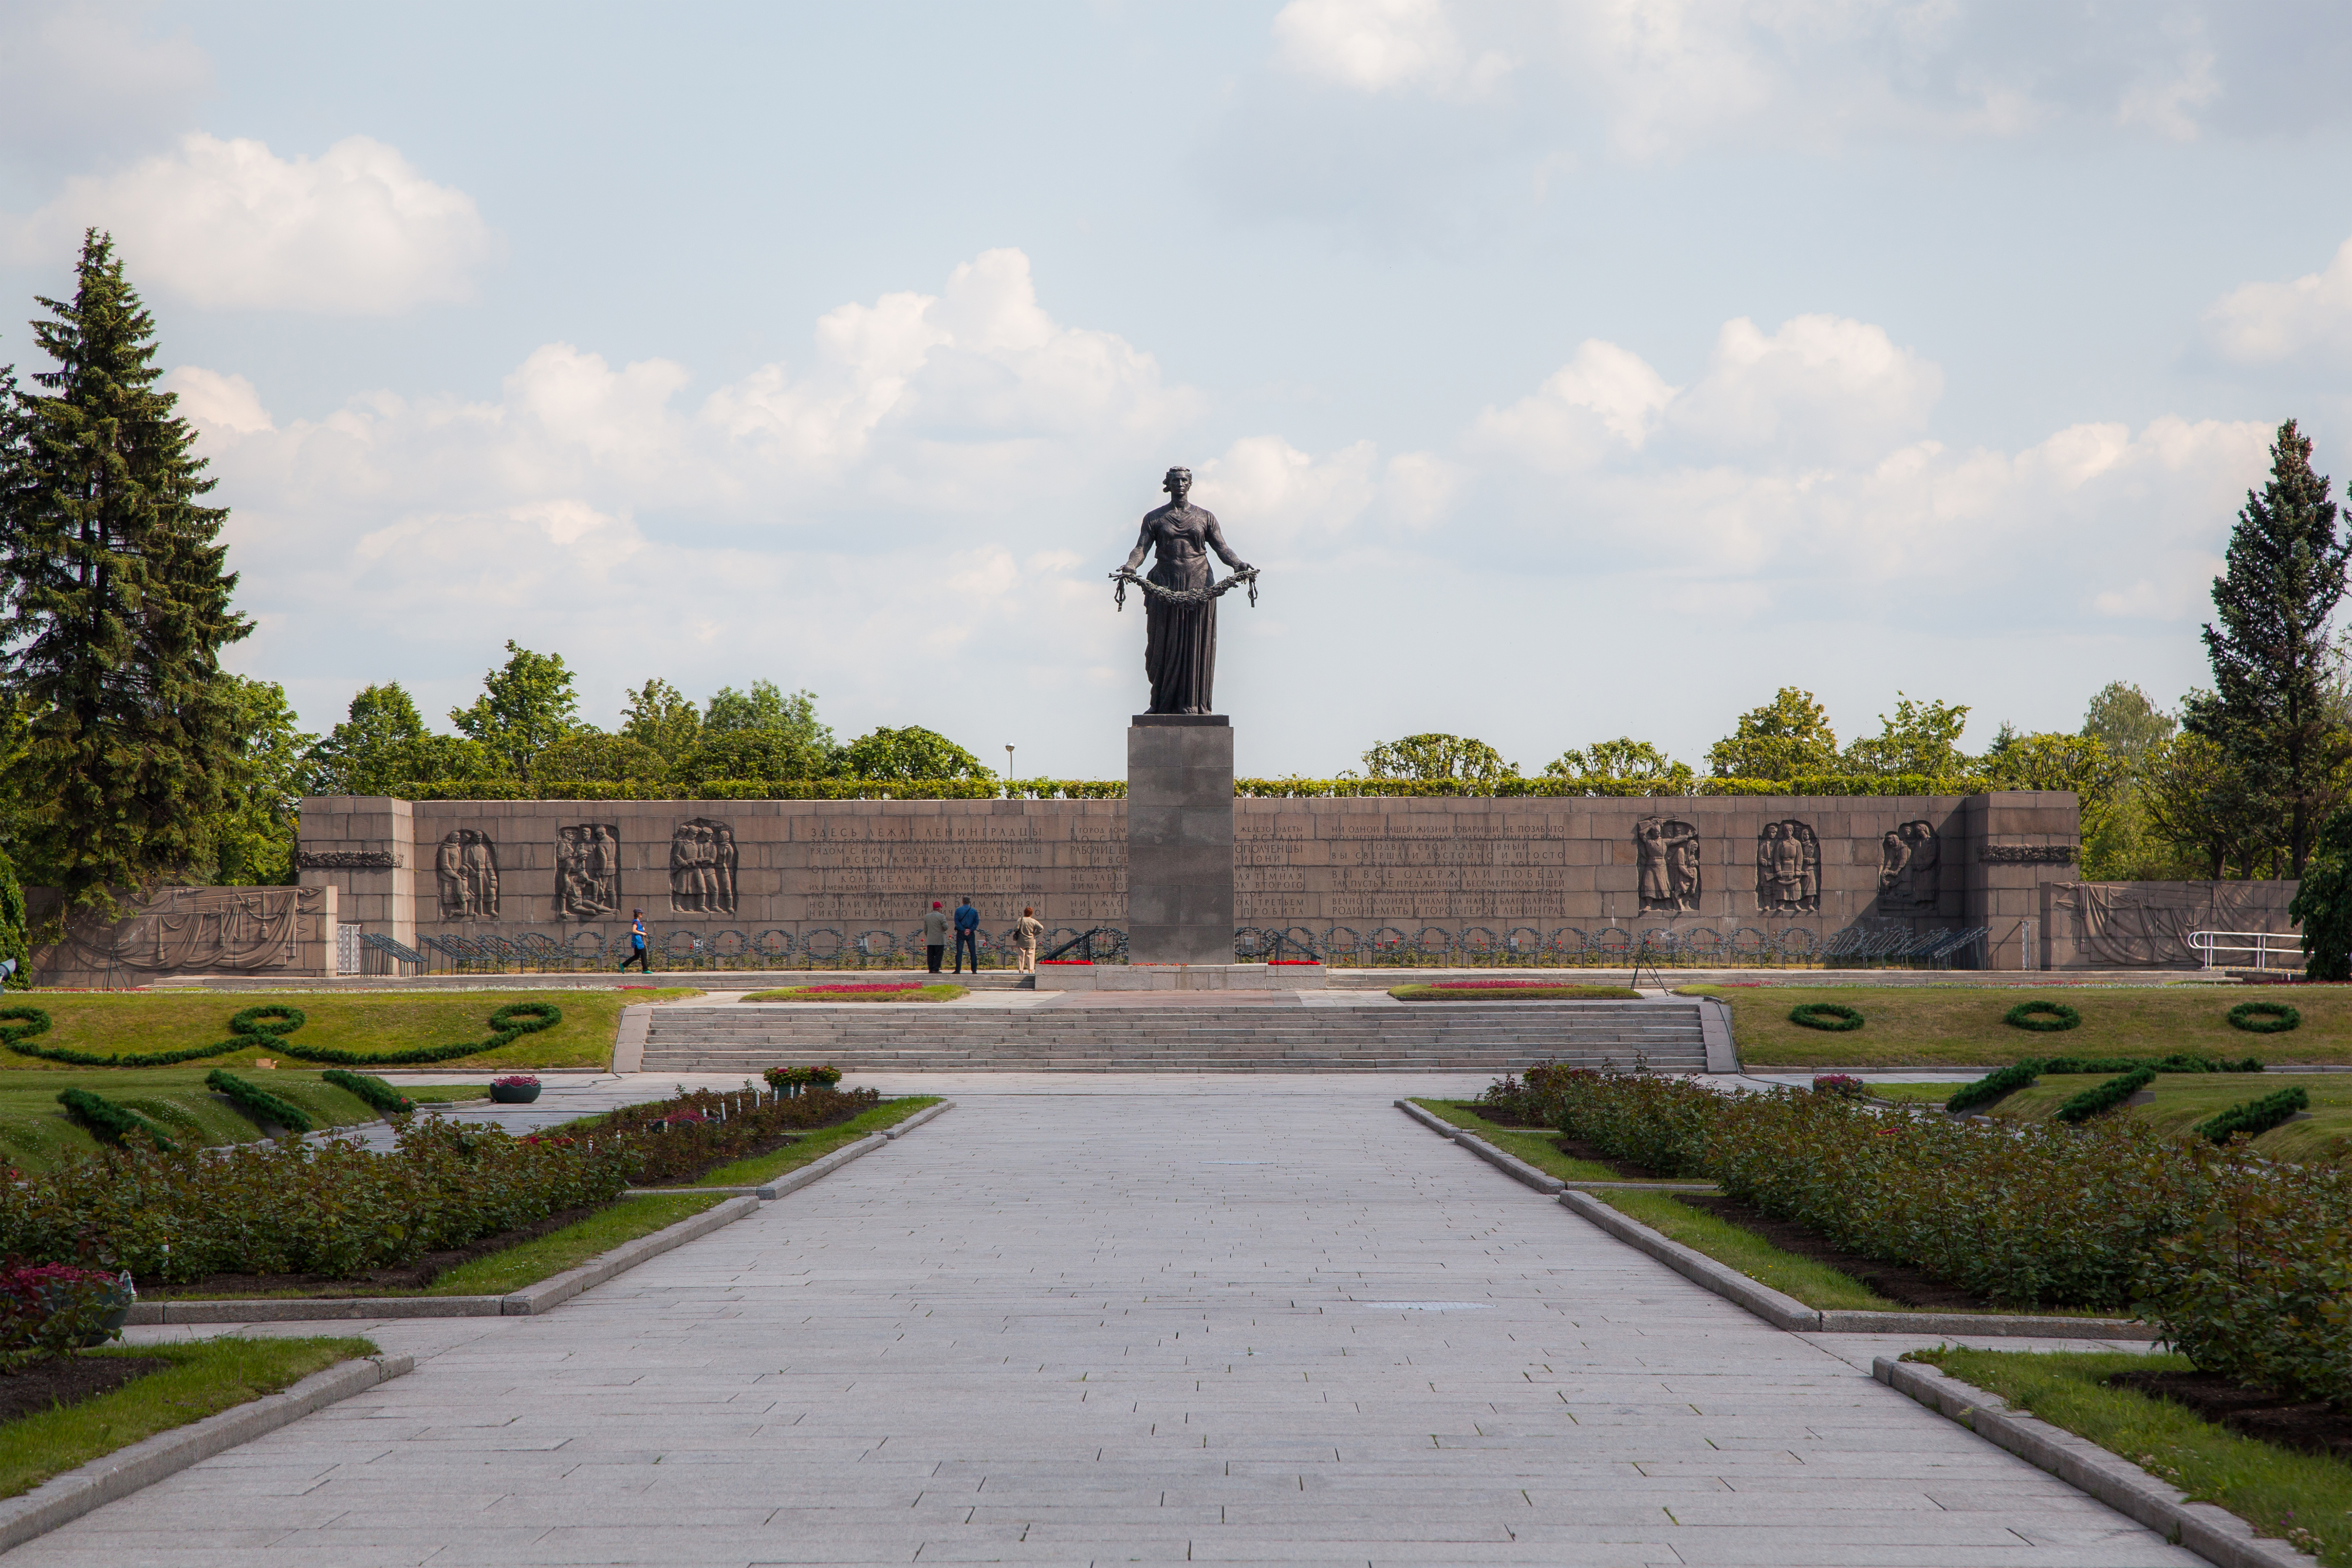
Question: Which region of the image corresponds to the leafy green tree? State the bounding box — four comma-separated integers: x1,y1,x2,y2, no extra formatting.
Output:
678,729,840,784
531,731,668,784
619,678,701,764
449,641,580,779
2082,682,2176,769
1980,730,2123,864
1361,733,1517,785
0,843,26,988
2184,419,2352,874
2075,683,2186,880
2289,802,2352,980
841,726,992,780
307,683,499,793
1544,738,1694,791
2142,731,2282,879
212,676,317,885
1843,694,1971,777
1707,689,1839,778
706,680,831,749
0,231,252,922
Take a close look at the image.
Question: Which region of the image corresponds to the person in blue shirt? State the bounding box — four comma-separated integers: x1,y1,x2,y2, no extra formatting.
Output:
953,897,981,974
618,910,649,973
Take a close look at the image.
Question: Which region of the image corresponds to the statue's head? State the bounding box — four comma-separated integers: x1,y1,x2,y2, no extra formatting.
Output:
1163,466,1192,500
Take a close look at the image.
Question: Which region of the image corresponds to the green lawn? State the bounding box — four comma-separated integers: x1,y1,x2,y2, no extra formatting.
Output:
1726,984,2352,1069
691,1096,943,1187
1595,1189,1899,1311
1984,1071,2352,1162
0,1336,378,1500
1916,1348,2352,1567
426,1193,728,1294
1409,1098,1663,1183
0,987,701,1075
0,1069,481,1172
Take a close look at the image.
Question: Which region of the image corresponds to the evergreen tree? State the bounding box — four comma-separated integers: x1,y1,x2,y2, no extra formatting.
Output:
2184,419,2352,873
0,231,251,922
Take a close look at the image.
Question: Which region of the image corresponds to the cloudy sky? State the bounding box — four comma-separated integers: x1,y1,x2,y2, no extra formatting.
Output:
5,1,2352,779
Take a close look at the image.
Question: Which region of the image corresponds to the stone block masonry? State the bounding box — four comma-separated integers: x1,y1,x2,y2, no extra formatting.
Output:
1125,716,1235,964
293,788,2085,969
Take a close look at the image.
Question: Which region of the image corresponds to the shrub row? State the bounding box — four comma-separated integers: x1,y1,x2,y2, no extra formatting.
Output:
0,1262,130,1370
321,1068,416,1116
205,1068,316,1133
2193,1086,2311,1145
2052,1066,2156,1124
566,1084,879,1186
0,1116,635,1283
381,773,1973,802
56,1087,177,1152
1945,1053,2263,1113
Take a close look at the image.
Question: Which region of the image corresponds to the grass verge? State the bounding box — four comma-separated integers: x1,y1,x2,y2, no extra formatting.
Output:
1725,984,2352,1069
691,1096,943,1188
424,1193,727,1295
1409,1099,1647,1183
0,988,703,1075
1594,1189,1901,1311
1913,1348,2352,1567
742,983,968,1002
0,1336,378,1500
1389,984,1641,1001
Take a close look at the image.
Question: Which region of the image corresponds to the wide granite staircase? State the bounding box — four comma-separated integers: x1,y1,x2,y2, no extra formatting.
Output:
638,1000,1709,1074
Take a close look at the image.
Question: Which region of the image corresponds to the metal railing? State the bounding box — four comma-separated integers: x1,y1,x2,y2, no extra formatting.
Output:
380,922,1990,975
2187,929,2302,972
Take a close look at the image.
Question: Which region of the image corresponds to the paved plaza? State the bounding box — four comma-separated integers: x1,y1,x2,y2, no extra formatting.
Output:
22,1075,2188,1567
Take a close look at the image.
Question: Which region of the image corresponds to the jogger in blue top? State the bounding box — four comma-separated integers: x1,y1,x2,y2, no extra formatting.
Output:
618,910,650,972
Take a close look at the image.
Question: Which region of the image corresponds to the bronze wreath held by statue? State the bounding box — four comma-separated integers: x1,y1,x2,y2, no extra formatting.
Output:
1109,564,1259,611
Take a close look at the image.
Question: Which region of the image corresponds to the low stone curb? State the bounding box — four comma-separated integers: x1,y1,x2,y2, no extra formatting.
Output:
757,1133,889,1197
1874,1356,2306,1568
1557,1190,2155,1340
1393,1100,1564,1193
611,1004,652,1073
0,1352,413,1555
500,1195,759,1313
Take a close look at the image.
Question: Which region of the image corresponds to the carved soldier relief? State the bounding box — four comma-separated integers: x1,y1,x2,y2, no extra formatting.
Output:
556,824,620,920
1635,817,1702,914
1755,820,1820,915
669,818,739,915
1878,820,1941,908
434,829,499,919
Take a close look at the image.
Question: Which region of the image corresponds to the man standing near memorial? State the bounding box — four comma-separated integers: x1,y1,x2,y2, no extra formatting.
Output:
1014,907,1044,973
923,900,950,974
953,897,981,974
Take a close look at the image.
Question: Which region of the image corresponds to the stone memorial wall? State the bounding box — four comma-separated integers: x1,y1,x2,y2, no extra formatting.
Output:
297,789,2083,968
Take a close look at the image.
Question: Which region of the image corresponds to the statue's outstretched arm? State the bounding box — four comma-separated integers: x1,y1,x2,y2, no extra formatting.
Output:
1203,513,1251,572
1121,518,1153,573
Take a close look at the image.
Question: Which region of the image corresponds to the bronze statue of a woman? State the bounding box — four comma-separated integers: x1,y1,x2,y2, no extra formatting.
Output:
1112,467,1256,715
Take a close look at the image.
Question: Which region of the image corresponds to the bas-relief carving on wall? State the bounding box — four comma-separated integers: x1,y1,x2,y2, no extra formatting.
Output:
1635,817,1702,914
556,824,619,920
294,850,399,871
669,818,738,915
1755,820,1820,915
1878,821,1941,909
435,829,499,919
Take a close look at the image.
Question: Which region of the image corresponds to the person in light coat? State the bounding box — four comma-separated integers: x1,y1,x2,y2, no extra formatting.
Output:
1014,907,1044,973
922,900,950,974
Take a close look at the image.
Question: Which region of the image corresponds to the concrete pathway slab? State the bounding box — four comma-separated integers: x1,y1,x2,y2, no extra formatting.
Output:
32,1079,2198,1567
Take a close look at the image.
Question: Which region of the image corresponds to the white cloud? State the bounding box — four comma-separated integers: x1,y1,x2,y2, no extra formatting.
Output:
0,6,211,172
2202,236,2352,365
1473,338,1677,467
161,366,273,439
1667,314,1943,466
16,133,495,313
1272,0,1512,97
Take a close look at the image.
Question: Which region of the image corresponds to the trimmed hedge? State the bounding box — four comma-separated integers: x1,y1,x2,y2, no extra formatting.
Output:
2004,1000,2081,1032
55,1088,176,1152
1946,1061,2043,1113
1788,1002,1864,1032
205,1068,316,1133
2193,1085,2311,1145
2226,1000,2301,1034
1946,1053,2264,1114
0,1002,561,1069
373,772,1984,802
2052,1066,2156,1124
321,1069,416,1116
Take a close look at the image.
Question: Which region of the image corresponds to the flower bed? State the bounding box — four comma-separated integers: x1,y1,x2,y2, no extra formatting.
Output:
572,1084,880,1186
0,1262,132,1370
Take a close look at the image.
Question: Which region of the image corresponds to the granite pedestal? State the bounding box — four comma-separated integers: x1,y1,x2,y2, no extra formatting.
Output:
1125,715,1235,966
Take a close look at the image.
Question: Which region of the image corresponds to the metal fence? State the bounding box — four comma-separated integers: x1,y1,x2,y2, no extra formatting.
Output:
364,922,1987,975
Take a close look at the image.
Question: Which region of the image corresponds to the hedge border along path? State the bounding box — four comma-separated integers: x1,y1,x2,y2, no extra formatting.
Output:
0,1003,561,1069
2194,1085,2312,1145
1945,1052,2268,1115
2227,1000,2302,1034
2052,1065,2156,1124
203,1069,315,1133
54,1087,176,1152
1788,1002,1864,1032
2004,999,2082,1032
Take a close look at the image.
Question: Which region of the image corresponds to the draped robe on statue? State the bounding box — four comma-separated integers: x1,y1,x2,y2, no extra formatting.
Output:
1131,503,1248,715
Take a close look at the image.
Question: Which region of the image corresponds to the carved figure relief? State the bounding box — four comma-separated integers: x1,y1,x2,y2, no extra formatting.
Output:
669,818,738,915
556,824,620,920
1877,821,1941,908
1755,820,1820,915
435,829,499,919
1635,817,1702,914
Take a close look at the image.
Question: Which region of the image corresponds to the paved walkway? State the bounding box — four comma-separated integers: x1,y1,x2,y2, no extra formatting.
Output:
24,1078,2190,1567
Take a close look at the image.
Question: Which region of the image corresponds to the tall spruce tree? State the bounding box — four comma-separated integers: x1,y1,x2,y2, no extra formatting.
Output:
2184,419,2352,875
0,230,251,924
